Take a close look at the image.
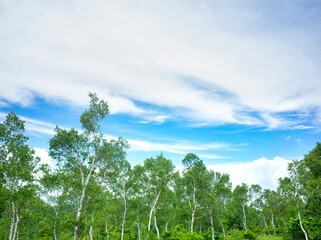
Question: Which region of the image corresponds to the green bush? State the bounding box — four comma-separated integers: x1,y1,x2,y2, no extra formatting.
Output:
201,230,220,240
243,230,257,240
162,229,204,240
224,230,257,240
225,229,246,240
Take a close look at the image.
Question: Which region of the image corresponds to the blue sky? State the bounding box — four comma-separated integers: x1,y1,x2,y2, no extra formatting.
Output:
1,0,321,189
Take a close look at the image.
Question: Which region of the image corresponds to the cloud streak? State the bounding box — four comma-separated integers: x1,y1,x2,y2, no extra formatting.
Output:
1,111,231,158
1,0,321,128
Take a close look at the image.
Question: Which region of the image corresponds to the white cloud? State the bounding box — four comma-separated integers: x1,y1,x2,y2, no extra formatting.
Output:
127,139,230,157
34,147,53,168
207,157,291,189
0,0,320,127
198,154,229,160
0,112,56,135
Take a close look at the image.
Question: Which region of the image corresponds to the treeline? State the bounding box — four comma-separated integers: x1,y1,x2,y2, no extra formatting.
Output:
0,93,320,240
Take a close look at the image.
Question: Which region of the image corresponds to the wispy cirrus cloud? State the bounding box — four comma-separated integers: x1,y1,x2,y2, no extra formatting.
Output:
1,112,231,158
1,0,321,128
0,112,57,135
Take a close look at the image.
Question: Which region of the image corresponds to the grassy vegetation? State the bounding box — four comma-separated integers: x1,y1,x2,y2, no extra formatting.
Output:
257,235,283,240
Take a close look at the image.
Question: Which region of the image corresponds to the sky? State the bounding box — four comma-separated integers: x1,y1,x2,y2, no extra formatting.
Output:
1,0,321,189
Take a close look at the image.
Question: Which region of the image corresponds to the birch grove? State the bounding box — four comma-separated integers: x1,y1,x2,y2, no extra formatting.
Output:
1,100,321,239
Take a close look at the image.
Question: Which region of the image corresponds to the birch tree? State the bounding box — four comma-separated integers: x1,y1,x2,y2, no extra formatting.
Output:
0,112,40,240
205,171,231,240
49,93,128,240
182,153,208,233
143,154,175,239
131,165,149,240
287,160,309,240
101,159,132,240
233,183,250,231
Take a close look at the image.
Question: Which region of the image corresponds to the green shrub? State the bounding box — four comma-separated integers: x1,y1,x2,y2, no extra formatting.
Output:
224,230,257,240
225,229,245,240
162,229,204,240
243,230,257,240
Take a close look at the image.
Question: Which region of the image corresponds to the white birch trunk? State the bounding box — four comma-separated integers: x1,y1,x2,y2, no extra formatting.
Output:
148,191,161,231
298,208,309,240
210,215,215,240
74,187,86,240
89,212,94,240
54,209,58,240
137,214,141,240
154,208,160,239
121,196,127,240
191,209,195,233
219,217,225,238
165,220,170,232
54,219,57,240
190,184,196,233
262,211,270,235
9,201,15,240
74,165,95,240
260,217,264,230
242,203,247,231
12,204,19,240
105,220,109,239
271,210,276,235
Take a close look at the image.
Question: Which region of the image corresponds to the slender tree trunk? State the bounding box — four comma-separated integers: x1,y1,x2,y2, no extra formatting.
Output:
210,214,215,240
74,166,94,240
74,188,86,240
105,220,109,239
148,191,161,231
9,201,15,240
271,210,276,235
154,208,160,239
219,217,225,238
121,197,127,240
137,214,141,240
54,209,58,240
298,208,308,240
12,204,19,240
191,185,197,233
242,203,247,231
54,219,57,240
89,212,94,240
262,211,270,235
191,209,195,233
260,216,265,230
83,214,87,240
165,220,170,232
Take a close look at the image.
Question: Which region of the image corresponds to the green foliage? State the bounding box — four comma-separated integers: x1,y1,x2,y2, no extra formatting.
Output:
162,229,204,240
285,217,306,240
225,229,246,239
243,230,257,240
224,230,257,240
2,96,321,240
286,216,321,240
306,216,321,240
257,235,283,240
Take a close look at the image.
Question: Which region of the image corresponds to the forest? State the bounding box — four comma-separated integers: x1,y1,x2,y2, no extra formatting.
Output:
0,93,320,240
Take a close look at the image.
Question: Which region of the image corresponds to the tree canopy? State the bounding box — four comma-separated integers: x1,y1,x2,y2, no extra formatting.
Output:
1,95,320,240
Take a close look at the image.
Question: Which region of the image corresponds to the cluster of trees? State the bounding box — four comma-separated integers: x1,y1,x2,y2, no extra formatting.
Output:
0,93,320,240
